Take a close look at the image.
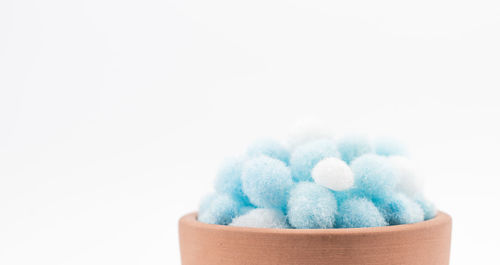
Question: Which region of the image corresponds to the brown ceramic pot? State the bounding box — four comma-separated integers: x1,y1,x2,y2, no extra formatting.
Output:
179,211,452,265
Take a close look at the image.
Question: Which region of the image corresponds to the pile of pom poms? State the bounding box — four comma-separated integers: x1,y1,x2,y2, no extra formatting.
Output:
198,133,436,229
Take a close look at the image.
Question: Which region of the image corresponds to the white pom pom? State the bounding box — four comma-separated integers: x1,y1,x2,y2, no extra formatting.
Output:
388,156,423,198
286,119,333,150
229,209,289,229
311,158,354,191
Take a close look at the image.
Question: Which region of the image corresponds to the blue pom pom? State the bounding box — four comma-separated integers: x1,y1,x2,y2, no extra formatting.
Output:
337,135,372,164
333,188,366,205
374,193,424,225
241,156,293,210
214,157,250,204
350,154,397,198
198,193,243,225
336,197,388,228
247,139,290,164
290,139,339,182
416,198,437,220
287,182,337,229
374,137,407,156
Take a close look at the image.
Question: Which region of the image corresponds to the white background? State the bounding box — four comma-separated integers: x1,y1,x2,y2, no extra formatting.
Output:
1,0,499,264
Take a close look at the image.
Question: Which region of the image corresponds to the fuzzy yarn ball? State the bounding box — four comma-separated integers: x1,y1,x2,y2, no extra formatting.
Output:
287,182,337,229
311,157,354,191
350,154,397,198
214,157,249,203
198,193,243,225
337,135,372,164
241,156,293,210
230,208,289,228
336,197,388,228
247,139,290,164
290,139,339,182
374,193,424,225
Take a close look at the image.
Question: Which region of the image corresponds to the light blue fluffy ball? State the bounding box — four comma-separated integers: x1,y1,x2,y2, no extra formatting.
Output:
337,135,373,164
290,139,339,182
287,182,337,229
374,137,407,156
416,198,437,220
247,139,290,164
198,193,243,225
374,193,424,225
241,156,293,210
214,157,249,204
336,197,388,228
333,189,366,205
350,154,397,198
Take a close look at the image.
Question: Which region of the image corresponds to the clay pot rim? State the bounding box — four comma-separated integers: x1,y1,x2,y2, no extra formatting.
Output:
180,211,451,235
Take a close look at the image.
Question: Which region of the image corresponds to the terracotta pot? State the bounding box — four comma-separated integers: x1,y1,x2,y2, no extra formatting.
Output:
178,211,452,265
